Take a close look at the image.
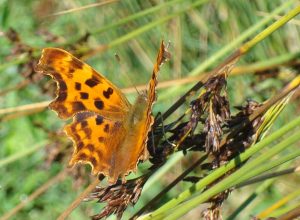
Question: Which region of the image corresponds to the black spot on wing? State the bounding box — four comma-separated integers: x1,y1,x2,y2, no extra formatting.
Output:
98,137,104,142
87,144,95,152
80,92,89,99
72,101,86,112
85,79,96,87
69,68,75,73
85,74,101,88
104,124,109,133
77,141,84,151
94,100,104,110
78,153,87,160
73,133,80,141
75,82,81,91
69,124,76,133
83,127,92,139
103,87,114,99
95,115,104,125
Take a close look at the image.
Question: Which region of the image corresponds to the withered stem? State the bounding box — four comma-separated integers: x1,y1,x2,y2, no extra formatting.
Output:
277,204,300,220
57,178,100,220
236,167,298,188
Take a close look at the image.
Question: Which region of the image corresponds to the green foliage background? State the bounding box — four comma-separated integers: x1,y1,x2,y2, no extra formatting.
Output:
0,0,299,219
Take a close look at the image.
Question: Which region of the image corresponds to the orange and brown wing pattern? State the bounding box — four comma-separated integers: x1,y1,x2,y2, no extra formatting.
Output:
65,111,127,183
36,48,131,119
36,42,170,184
118,41,170,177
137,41,170,149
146,41,170,112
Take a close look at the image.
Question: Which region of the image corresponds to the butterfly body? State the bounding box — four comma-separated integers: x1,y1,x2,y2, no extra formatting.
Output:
36,42,169,183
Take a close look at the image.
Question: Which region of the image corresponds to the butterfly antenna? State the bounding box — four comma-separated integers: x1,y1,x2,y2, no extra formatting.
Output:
114,53,141,95
150,129,156,155
133,85,141,95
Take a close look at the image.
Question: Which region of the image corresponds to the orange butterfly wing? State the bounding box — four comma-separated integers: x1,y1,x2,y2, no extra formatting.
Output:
64,111,127,181
36,42,170,183
108,41,170,181
36,48,131,120
128,41,171,166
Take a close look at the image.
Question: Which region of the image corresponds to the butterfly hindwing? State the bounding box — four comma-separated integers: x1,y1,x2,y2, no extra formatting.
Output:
65,111,127,182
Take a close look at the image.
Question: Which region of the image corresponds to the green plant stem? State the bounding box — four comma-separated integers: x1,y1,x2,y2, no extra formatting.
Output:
92,0,186,35
233,149,300,188
163,131,300,220
228,161,294,220
159,0,297,101
107,0,208,48
241,5,300,53
143,152,184,192
272,202,300,219
258,188,300,218
236,165,297,189
140,115,300,220
234,51,300,72
190,0,298,76
132,154,207,219
227,179,275,220
61,0,187,45
82,0,209,56
0,0,207,71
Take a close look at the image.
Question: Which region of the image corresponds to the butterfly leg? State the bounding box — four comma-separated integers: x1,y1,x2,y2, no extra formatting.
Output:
149,129,156,155
156,112,176,148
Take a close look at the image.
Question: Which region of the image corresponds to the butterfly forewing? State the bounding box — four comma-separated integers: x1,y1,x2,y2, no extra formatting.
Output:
36,48,131,120
139,41,171,151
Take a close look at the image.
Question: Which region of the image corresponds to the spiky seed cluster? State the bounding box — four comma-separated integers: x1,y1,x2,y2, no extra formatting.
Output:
87,175,148,220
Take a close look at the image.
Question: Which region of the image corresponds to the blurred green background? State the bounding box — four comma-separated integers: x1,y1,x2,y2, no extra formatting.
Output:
0,0,300,219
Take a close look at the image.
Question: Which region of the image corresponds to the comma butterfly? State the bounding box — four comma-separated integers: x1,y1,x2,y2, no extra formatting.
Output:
36,41,170,183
